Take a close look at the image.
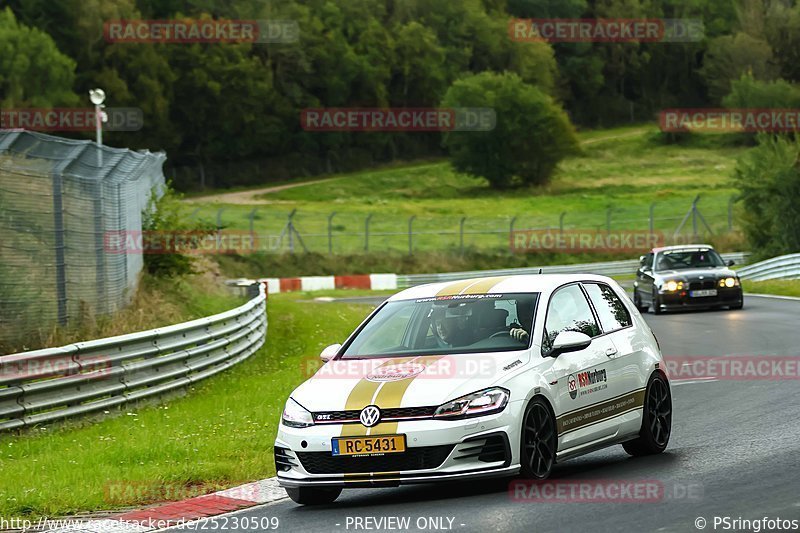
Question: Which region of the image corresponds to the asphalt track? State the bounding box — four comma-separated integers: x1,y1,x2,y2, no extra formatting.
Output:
174,295,800,533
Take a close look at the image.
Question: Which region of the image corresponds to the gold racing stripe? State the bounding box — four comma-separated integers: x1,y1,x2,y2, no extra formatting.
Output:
460,276,509,295
435,279,478,296
556,389,646,435
368,355,445,435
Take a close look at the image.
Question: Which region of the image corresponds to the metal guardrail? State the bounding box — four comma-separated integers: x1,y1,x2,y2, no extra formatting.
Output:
396,252,751,288
0,284,267,432
736,253,800,281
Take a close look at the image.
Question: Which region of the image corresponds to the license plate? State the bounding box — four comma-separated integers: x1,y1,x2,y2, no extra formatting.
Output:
331,435,406,456
690,289,717,297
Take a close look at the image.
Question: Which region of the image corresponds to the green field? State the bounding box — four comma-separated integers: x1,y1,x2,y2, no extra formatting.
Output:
183,126,746,255
0,292,375,519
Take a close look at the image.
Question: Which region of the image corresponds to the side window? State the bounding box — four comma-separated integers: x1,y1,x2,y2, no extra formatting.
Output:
583,283,632,333
542,284,601,354
641,253,653,270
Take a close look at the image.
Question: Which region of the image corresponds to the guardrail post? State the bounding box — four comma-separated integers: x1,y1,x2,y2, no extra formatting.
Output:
327,211,337,254
459,217,467,255
364,214,373,252
510,216,517,248
408,215,416,255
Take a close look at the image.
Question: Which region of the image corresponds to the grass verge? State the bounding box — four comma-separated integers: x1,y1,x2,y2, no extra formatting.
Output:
742,279,800,298
0,292,374,519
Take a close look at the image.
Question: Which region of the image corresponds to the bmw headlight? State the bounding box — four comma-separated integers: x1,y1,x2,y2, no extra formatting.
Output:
282,398,314,428
719,277,739,288
433,387,509,419
662,280,684,292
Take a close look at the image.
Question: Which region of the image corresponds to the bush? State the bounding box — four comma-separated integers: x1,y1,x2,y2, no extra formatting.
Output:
732,134,800,259
441,71,578,189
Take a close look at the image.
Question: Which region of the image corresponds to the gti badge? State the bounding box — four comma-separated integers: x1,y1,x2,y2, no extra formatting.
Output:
359,405,381,427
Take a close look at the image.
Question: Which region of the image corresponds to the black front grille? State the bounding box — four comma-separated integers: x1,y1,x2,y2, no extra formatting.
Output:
297,445,453,474
312,406,437,424
453,433,510,464
689,280,716,290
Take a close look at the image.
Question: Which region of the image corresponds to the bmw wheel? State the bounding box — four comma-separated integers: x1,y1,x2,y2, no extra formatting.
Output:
285,487,342,505
633,289,648,312
520,398,557,479
651,289,663,315
623,373,672,456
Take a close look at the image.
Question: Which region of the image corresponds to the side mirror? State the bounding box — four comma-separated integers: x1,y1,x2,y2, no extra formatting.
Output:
550,331,592,356
727,259,735,267
320,343,341,362
639,255,646,263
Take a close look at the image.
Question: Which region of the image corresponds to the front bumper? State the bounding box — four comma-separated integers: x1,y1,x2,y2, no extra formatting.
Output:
274,403,522,488
657,286,742,310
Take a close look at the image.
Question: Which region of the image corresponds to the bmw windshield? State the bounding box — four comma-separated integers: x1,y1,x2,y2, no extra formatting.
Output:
655,248,726,271
341,293,539,358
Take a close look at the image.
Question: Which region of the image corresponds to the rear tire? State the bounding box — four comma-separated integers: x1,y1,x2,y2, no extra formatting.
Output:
623,372,672,456
285,487,342,505
519,397,557,479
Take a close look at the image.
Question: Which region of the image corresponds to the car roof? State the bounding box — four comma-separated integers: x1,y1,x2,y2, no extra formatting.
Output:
388,273,617,301
651,243,714,253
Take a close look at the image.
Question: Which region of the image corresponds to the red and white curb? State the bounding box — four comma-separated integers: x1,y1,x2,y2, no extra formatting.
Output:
45,478,286,532
226,273,397,294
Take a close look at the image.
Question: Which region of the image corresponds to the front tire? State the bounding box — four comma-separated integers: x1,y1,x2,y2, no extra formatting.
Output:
285,486,342,505
651,290,664,315
633,289,648,312
623,372,672,456
519,397,557,479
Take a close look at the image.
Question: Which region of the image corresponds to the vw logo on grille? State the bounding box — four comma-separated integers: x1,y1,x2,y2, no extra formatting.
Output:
359,405,381,427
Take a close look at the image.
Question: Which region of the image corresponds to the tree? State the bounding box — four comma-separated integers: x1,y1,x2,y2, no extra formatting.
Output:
441,72,578,189
0,7,77,107
700,32,779,103
732,135,800,259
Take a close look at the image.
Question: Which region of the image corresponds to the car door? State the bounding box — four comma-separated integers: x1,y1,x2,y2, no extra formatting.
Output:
582,281,648,439
541,284,619,452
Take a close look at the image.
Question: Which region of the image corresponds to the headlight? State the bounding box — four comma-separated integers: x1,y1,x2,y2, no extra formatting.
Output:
719,277,738,288
663,280,684,292
282,398,314,428
433,387,509,419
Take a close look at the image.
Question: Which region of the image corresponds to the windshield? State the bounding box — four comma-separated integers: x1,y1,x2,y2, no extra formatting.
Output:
341,293,539,358
655,249,725,271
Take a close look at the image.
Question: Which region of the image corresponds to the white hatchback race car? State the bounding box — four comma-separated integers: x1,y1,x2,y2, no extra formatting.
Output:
275,274,672,505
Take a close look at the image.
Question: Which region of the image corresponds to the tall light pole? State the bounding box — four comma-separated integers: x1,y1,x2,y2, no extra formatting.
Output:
89,88,106,166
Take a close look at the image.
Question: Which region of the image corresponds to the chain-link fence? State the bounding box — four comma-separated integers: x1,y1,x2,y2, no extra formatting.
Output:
193,195,737,256
0,130,165,349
